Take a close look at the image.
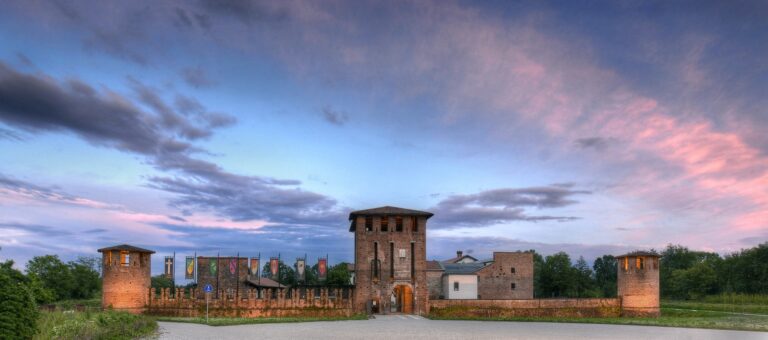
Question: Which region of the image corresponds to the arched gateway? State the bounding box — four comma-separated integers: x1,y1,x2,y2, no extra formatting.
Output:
349,206,433,315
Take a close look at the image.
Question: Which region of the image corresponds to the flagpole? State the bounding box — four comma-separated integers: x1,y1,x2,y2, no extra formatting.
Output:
236,252,240,300
216,252,220,299
258,252,261,286
172,251,176,295
278,253,281,286
194,251,197,284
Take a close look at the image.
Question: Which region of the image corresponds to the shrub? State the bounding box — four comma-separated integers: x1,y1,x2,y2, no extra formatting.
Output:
0,271,40,339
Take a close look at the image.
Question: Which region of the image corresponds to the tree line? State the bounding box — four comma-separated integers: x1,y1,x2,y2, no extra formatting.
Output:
0,254,101,305
530,242,768,300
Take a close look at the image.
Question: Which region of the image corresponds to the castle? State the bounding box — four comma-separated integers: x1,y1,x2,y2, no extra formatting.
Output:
99,206,661,317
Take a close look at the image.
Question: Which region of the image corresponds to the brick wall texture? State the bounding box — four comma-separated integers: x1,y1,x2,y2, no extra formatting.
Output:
429,298,621,318
617,255,660,317
476,252,534,299
353,215,428,315
101,251,151,313
196,257,250,299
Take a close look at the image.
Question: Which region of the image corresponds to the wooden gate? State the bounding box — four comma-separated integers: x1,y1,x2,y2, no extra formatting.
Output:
394,285,413,314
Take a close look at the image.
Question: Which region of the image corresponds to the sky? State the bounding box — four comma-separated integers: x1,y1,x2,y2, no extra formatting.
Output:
0,0,766,280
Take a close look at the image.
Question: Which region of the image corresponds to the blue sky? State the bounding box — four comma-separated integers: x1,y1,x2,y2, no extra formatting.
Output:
0,0,766,281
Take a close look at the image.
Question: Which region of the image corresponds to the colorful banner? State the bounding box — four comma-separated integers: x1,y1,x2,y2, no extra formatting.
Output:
270,257,279,277
296,258,306,281
250,258,259,276
209,258,217,275
229,258,237,275
164,256,174,279
318,258,327,281
185,256,194,279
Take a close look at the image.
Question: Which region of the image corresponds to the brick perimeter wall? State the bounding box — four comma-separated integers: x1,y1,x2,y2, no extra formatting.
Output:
429,298,621,318
147,287,355,318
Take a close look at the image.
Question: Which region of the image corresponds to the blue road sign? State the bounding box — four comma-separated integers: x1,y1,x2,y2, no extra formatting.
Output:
203,284,213,293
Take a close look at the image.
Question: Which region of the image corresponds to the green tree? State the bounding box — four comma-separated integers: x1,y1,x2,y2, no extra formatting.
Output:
660,244,722,298
327,262,352,286
669,262,719,299
721,242,768,294
0,270,39,339
68,256,101,299
151,275,174,289
26,255,73,301
593,255,617,297
0,260,54,304
529,250,545,298
574,256,597,297
539,252,576,297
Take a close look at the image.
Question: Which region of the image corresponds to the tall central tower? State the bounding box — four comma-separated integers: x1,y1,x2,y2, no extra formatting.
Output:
350,206,433,315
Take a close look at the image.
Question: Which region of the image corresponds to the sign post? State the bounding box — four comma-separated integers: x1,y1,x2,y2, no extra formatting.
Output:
203,284,213,323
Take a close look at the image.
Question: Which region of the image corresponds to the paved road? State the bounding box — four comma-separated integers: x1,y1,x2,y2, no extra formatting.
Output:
158,315,767,340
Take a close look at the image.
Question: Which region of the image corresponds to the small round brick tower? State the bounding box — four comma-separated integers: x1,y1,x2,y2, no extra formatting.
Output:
98,244,154,314
616,251,660,317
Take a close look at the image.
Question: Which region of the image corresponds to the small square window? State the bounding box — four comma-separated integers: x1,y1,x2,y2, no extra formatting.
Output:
454,282,459,291
365,217,373,232
395,216,403,232
510,267,516,274
380,217,389,232
120,251,130,267
511,283,516,290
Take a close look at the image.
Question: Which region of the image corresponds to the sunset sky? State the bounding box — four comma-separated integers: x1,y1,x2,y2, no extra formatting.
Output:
0,1,766,280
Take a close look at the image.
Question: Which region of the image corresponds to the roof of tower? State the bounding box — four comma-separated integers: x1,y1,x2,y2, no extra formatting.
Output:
348,206,434,231
616,250,661,258
97,244,155,254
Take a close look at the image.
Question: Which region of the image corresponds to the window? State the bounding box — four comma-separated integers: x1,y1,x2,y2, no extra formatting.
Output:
412,217,418,232
454,281,459,291
380,216,389,232
120,251,130,267
373,242,379,280
511,283,516,290
365,217,373,232
636,257,644,270
410,243,415,279
653,258,658,270
390,243,395,279
623,257,629,271
395,216,403,232
106,251,113,266
510,267,516,274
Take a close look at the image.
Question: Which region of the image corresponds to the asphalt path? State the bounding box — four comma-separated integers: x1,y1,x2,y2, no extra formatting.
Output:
158,315,768,340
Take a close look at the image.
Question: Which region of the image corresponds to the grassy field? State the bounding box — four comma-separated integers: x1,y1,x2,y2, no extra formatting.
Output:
428,308,768,332
34,310,157,340
156,314,369,326
664,300,768,315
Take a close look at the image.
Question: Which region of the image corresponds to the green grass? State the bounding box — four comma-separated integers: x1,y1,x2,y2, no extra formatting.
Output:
49,298,102,309
156,314,368,326
34,310,157,340
663,300,768,315
428,308,768,332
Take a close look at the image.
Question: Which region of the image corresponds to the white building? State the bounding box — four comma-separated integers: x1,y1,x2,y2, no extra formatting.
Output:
441,262,486,299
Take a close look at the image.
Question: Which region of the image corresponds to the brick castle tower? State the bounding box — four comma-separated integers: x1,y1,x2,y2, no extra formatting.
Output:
98,244,154,313
349,206,433,315
616,251,660,317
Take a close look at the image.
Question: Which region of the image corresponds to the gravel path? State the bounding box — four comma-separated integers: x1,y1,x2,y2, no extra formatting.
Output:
157,315,767,340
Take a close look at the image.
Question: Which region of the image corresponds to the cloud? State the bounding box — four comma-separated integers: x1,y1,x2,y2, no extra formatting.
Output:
180,67,216,88
15,53,33,67
575,137,614,150
431,186,589,228
0,127,23,141
0,63,342,226
320,106,349,126
0,222,72,238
